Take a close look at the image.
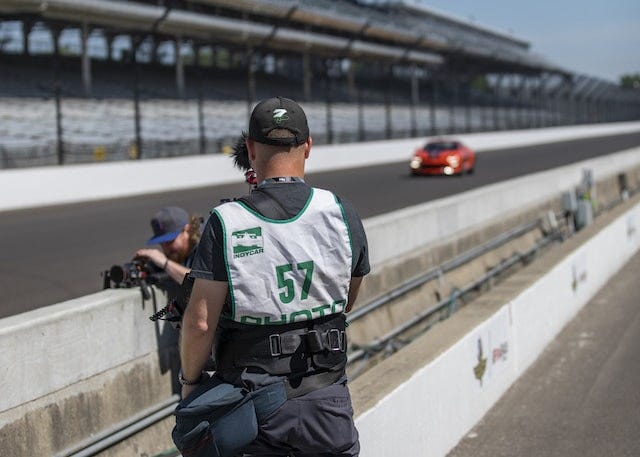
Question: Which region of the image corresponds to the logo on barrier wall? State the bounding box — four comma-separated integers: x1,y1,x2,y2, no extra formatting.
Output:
571,253,588,293
473,338,487,386
492,342,509,364
627,214,637,239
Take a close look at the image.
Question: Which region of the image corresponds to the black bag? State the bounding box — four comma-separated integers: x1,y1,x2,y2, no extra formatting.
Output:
172,375,287,457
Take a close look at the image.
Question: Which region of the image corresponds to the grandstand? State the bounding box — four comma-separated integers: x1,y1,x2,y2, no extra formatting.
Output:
0,0,638,167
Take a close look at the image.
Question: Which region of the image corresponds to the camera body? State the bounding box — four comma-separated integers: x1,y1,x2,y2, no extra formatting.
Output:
102,259,190,330
103,259,167,289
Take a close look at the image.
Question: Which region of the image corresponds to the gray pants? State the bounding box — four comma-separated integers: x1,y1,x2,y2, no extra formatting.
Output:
240,381,360,456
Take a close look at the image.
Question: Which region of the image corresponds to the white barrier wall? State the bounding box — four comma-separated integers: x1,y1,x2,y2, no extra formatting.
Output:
511,206,639,373
355,200,640,457
356,305,517,457
0,288,173,413
1,121,639,212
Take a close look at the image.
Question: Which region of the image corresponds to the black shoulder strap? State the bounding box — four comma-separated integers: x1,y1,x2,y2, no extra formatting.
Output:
237,192,290,220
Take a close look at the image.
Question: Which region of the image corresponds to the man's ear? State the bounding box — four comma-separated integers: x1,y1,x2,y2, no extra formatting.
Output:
304,137,312,159
246,138,257,162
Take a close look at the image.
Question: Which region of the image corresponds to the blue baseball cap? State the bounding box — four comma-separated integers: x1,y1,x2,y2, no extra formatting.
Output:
147,207,189,245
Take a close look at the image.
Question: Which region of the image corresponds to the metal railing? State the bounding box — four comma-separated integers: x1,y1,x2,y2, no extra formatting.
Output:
57,395,181,457
346,218,542,324
347,234,557,377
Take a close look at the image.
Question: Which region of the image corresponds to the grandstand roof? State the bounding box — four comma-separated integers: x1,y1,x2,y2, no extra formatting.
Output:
0,0,569,74
374,0,529,48
0,0,443,65
187,0,567,73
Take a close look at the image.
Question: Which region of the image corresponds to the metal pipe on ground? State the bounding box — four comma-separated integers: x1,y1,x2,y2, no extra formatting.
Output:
56,395,180,457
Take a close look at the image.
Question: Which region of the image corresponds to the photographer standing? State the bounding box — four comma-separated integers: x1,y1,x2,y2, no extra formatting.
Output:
135,206,202,285
178,97,369,456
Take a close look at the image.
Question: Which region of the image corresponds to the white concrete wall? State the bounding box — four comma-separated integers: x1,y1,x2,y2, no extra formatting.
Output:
355,200,640,457
511,207,639,373
356,305,517,457
0,288,174,413
1,121,639,212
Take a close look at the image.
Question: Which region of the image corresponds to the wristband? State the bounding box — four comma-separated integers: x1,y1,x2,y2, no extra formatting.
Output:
178,368,201,386
162,258,169,270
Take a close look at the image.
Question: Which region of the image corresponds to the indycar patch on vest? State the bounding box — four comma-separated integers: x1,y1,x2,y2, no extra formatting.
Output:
232,227,264,258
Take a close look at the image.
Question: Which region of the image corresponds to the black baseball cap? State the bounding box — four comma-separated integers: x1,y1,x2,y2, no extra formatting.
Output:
147,206,189,245
248,97,309,146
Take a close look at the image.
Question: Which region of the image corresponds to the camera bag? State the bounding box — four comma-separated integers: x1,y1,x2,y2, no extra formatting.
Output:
172,375,287,457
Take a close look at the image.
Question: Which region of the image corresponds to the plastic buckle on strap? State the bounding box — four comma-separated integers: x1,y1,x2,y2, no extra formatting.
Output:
327,329,345,352
269,334,282,357
306,330,324,353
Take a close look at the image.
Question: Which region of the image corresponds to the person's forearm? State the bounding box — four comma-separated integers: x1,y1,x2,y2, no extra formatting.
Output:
179,279,226,385
164,258,190,284
134,248,189,284
180,304,215,381
346,276,364,313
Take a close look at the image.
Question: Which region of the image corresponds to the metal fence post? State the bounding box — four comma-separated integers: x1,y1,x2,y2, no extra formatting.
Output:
481,87,489,132
464,77,471,133
326,67,334,145
449,72,457,133
410,64,418,137
52,27,64,165
247,44,256,125
198,86,206,155
385,64,392,140
494,74,503,130
357,87,365,142
131,38,143,160
430,73,437,136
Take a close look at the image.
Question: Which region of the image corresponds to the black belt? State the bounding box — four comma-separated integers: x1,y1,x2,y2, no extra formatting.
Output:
216,314,348,376
265,328,346,357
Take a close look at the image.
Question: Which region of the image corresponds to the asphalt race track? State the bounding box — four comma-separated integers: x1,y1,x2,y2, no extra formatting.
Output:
1,132,639,318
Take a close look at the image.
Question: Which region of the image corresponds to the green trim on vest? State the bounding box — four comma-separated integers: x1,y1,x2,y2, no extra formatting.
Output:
214,208,237,320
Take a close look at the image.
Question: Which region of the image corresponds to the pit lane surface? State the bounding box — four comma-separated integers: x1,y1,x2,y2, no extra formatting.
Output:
1,132,639,318
447,249,640,457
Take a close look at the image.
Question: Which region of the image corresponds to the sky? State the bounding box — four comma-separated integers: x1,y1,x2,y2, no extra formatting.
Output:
420,0,640,83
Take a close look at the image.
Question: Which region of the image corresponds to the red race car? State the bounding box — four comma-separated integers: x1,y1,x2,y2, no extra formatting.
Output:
409,139,476,176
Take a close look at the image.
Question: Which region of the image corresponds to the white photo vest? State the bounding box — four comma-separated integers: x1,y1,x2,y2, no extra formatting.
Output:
214,188,353,325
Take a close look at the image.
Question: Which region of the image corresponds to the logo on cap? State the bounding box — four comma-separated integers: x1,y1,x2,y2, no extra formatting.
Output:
272,109,289,124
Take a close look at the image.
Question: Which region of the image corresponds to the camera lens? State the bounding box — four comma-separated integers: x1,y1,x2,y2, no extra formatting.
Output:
109,265,125,284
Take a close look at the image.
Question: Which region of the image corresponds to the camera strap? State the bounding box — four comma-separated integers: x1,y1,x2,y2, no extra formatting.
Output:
236,192,290,220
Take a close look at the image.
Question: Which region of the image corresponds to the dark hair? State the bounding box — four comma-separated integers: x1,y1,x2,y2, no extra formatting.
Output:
232,132,251,171
188,215,203,246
